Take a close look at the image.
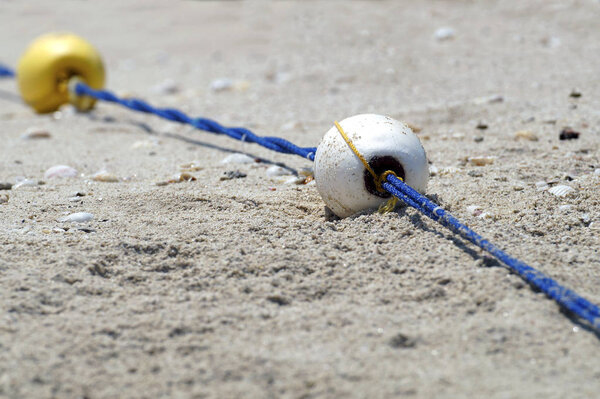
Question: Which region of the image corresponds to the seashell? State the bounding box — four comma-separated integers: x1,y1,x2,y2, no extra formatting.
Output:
157,172,197,186
466,205,483,217
468,156,495,166
179,161,203,172
171,172,196,183
266,165,291,177
21,128,51,140
92,170,119,182
283,176,303,185
535,181,549,191
434,27,455,41
514,130,538,141
221,153,255,164
60,212,93,223
44,165,78,179
548,185,575,197
13,179,38,189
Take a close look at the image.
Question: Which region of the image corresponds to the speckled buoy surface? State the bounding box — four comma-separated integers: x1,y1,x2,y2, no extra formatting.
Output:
314,114,429,218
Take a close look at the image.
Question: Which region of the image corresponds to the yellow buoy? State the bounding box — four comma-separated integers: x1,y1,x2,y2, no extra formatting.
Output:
17,33,105,113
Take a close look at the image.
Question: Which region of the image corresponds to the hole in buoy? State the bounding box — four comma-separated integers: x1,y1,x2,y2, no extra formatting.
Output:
364,155,405,198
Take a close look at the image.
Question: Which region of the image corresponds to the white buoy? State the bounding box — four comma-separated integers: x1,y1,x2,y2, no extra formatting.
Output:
314,114,428,218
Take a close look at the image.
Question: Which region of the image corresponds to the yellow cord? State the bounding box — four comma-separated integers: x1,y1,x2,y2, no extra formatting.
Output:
333,121,403,213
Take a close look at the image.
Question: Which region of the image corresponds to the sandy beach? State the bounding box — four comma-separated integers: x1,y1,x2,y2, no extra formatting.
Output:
1,1,599,398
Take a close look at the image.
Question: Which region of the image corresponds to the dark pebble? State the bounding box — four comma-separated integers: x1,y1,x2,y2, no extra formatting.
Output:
388,333,417,349
220,170,247,181
0,182,12,190
559,128,580,140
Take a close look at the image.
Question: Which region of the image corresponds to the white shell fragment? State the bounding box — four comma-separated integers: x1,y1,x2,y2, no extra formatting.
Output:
434,27,455,41
44,165,78,179
221,153,255,164
548,185,575,197
314,114,429,218
13,178,38,189
266,165,291,177
60,212,94,223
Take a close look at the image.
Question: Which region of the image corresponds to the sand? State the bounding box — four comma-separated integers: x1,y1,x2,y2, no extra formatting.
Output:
1,1,599,398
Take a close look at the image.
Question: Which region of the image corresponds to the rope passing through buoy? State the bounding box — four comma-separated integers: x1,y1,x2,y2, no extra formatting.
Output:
1,32,599,331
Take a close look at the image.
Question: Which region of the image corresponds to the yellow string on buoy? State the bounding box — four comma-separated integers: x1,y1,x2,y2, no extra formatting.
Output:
333,121,402,213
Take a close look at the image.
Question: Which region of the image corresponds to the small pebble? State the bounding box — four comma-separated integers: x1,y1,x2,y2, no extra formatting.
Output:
132,139,160,149
569,89,582,98
221,153,255,164
476,122,488,130
220,171,247,181
589,222,600,230
559,128,580,140
541,36,561,48
472,94,503,105
60,212,94,223
92,170,119,182
514,130,538,141
434,27,455,41
558,205,573,211
594,169,600,176
548,185,575,197
151,79,179,95
469,156,495,166
21,128,51,140
473,136,484,143
0,182,12,190
45,165,78,179
0,194,8,204
266,165,291,177
535,181,549,191
209,78,248,92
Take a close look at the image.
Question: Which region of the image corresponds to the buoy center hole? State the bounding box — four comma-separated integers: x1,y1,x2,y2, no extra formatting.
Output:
364,155,405,198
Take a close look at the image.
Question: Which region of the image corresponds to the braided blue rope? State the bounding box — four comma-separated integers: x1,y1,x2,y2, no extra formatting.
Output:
74,83,316,161
384,174,600,329
0,64,15,77
1,62,598,329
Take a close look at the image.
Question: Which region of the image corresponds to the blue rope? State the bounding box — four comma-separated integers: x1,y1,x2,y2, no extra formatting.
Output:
0,64,15,77
74,83,316,161
0,62,598,329
384,174,600,329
